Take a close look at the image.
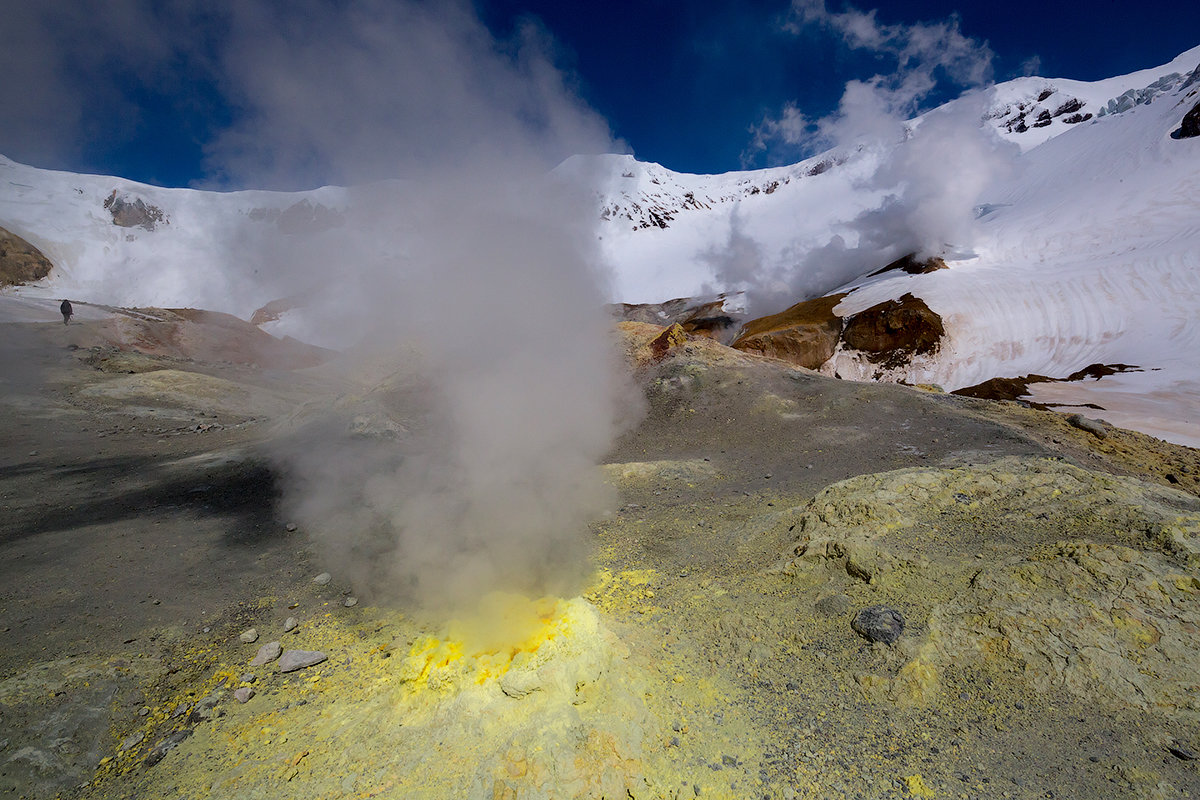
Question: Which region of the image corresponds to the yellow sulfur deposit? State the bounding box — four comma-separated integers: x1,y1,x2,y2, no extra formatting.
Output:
400,593,575,689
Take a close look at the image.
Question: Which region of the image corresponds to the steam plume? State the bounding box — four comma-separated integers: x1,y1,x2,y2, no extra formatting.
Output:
726,2,1017,315
3,0,634,608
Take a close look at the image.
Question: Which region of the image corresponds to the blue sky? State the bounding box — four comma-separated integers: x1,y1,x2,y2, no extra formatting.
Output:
1,1,1197,188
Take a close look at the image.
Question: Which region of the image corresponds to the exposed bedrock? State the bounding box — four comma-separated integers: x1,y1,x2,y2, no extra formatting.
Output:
730,293,846,369
0,225,54,287
840,293,945,368
103,190,167,230
1179,99,1200,139
611,295,742,343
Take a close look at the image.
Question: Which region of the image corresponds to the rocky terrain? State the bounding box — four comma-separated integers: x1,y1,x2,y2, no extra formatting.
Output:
1,306,1198,800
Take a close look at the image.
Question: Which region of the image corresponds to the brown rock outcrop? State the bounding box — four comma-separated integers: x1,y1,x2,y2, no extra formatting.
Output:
868,253,948,277
730,293,847,369
0,226,54,287
104,190,167,230
612,295,741,342
648,322,689,361
841,293,944,368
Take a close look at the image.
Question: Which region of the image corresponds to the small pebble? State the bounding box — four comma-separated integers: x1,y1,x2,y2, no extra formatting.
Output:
343,597,358,607
233,687,255,703
240,673,256,683
239,628,259,644
313,572,332,585
138,707,150,717
283,617,299,633
286,522,298,532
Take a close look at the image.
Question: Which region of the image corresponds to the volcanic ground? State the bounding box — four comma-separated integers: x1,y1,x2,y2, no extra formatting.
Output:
2,308,1199,800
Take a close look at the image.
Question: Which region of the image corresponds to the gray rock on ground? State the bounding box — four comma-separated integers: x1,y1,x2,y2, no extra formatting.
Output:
313,572,332,585
278,649,328,673
239,627,259,643
143,729,192,768
249,641,283,666
851,605,905,644
1067,413,1107,438
283,616,299,632
119,732,144,752
814,593,851,618
233,687,255,703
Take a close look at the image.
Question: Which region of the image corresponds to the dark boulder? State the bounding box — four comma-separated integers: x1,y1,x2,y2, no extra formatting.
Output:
1179,100,1200,139
851,605,905,644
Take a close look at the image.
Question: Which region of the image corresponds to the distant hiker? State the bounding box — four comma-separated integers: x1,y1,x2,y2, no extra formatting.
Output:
60,299,73,325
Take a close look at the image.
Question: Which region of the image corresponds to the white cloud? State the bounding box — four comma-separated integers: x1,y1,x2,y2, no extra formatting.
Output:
748,1,995,161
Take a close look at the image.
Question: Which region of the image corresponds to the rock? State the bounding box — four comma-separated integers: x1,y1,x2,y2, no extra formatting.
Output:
233,687,255,704
343,597,358,607
187,692,222,724
1169,743,1197,760
313,572,332,585
814,594,852,618
240,673,256,683
239,628,259,644
118,732,144,752
851,605,906,644
278,649,328,673
103,189,166,230
868,253,948,276
1067,413,1107,438
283,617,299,633
731,294,847,369
648,322,690,361
610,296,742,343
143,729,192,767
499,670,543,698
1179,100,1200,138
841,293,945,369
0,226,55,288
249,641,283,666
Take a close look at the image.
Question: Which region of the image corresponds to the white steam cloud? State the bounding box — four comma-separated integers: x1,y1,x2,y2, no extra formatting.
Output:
3,0,635,609
214,1,633,608
727,1,1017,315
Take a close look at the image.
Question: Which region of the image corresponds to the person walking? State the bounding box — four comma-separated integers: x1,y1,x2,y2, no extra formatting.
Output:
60,299,73,325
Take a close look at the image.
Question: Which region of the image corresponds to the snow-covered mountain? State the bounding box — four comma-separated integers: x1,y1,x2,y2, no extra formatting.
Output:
566,45,1200,446
2,45,1199,445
